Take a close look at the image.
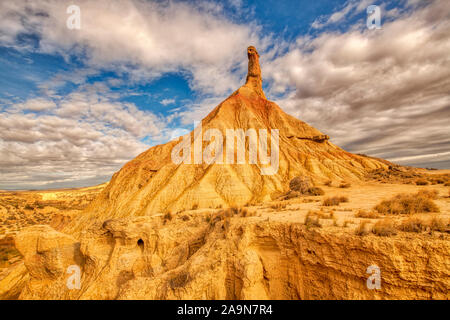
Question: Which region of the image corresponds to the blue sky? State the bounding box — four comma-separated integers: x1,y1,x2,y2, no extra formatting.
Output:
0,0,449,189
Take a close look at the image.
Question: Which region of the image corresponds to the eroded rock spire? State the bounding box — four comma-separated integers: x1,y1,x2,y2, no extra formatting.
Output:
244,46,266,99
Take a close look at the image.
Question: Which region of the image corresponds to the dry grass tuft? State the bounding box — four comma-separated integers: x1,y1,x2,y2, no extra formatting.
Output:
339,182,351,188
355,210,380,219
307,210,334,219
372,219,397,237
304,213,322,228
374,191,440,215
355,220,370,236
415,179,429,185
324,180,332,187
270,202,287,210
289,176,312,193
398,217,427,233
307,187,325,196
416,189,439,200
163,212,173,222
398,216,448,233
322,196,349,206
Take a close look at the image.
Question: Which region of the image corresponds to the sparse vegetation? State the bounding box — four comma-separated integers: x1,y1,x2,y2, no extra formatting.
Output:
397,216,449,233
270,202,287,210
429,217,448,233
322,196,349,206
374,191,440,214
339,182,351,188
307,187,325,196
163,212,173,222
417,189,439,199
415,179,429,185
304,213,321,228
289,176,312,194
324,180,332,187
355,210,380,219
372,219,397,237
355,221,370,236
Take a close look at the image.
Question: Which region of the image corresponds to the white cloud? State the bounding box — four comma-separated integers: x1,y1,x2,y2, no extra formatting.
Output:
0,0,266,95
160,98,175,106
311,0,372,29
13,98,57,111
267,0,450,167
0,87,165,189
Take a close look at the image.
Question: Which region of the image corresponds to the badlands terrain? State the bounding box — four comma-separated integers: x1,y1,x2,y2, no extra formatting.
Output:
0,46,449,299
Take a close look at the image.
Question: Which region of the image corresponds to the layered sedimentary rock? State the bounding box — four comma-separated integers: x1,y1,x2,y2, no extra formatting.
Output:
64,46,387,233
3,46,424,300
8,216,449,300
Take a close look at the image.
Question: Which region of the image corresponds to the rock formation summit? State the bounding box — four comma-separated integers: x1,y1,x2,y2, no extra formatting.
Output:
67,46,387,231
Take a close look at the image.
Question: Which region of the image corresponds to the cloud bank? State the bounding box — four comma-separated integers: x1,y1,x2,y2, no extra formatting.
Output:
1,0,449,189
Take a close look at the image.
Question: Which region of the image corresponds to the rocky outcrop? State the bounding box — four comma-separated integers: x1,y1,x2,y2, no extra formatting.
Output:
11,216,450,300
63,47,388,234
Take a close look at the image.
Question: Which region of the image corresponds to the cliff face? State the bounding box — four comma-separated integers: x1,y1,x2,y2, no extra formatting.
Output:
63,47,387,233
9,215,449,300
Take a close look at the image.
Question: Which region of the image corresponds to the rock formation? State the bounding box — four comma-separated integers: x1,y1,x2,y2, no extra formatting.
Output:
4,215,449,299
5,46,443,301
62,46,387,234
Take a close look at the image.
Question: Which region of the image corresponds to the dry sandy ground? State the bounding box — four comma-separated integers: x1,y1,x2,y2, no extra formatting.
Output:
1,170,449,283
0,183,106,273
257,181,449,231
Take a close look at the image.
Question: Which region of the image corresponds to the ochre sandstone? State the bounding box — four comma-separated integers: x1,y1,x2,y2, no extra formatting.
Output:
1,47,448,300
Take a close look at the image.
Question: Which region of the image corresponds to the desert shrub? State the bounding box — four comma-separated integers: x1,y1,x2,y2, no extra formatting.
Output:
339,182,351,188
398,217,427,233
355,210,380,219
399,217,448,233
270,202,287,210
415,179,429,185
374,192,440,214
289,176,312,194
307,187,325,196
343,220,351,227
324,180,332,187
307,210,334,219
429,217,448,233
304,213,321,228
444,181,450,187
322,196,348,206
191,204,199,210
355,221,370,236
417,189,438,200
163,212,173,222
24,204,34,210
372,219,397,237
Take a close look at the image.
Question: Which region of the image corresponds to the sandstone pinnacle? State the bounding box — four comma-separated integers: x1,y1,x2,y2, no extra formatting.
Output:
61,45,388,233
244,46,266,99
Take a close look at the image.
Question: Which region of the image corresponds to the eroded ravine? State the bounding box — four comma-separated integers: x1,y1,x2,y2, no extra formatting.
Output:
2,213,448,300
